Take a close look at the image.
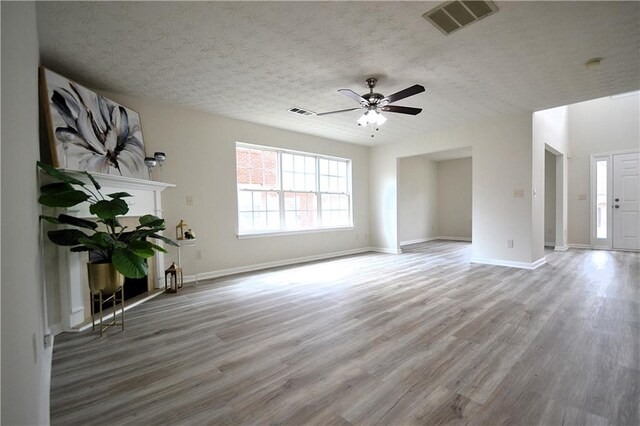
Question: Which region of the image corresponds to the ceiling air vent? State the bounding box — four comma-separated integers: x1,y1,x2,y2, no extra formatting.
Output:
423,1,498,35
288,106,315,116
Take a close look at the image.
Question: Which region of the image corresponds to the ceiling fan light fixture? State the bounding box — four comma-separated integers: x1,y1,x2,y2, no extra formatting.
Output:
375,113,387,126
357,114,369,127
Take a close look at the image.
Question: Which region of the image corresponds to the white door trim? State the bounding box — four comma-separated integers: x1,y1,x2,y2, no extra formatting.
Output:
590,149,640,250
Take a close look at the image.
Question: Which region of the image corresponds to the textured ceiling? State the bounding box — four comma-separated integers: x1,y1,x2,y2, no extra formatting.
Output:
36,1,640,146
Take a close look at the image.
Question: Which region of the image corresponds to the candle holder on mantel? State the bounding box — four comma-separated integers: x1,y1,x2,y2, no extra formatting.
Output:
143,152,167,181
144,157,157,180
154,152,166,181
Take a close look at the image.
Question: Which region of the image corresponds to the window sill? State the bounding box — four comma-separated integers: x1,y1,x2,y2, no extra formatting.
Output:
237,226,355,239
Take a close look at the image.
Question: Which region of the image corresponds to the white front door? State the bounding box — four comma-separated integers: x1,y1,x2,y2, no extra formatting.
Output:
613,152,640,250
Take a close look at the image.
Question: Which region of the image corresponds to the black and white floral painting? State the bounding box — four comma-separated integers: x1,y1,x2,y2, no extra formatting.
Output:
41,68,148,179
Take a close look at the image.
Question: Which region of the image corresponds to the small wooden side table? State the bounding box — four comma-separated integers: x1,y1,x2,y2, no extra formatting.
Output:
176,238,198,285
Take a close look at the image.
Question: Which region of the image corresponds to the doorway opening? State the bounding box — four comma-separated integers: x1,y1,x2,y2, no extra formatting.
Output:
397,147,472,250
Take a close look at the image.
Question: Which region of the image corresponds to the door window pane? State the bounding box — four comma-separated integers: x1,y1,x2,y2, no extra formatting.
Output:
596,160,607,239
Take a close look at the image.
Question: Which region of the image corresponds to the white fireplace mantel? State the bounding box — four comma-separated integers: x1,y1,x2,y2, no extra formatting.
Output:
42,170,175,332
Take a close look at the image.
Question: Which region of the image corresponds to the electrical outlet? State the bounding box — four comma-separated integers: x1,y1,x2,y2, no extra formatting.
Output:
513,189,524,198
186,195,194,206
507,239,514,248
578,194,587,201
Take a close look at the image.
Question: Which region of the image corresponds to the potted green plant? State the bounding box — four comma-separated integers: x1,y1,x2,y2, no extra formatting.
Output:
37,161,177,293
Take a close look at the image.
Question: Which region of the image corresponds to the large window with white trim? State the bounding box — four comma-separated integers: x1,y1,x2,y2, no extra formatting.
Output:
236,143,352,234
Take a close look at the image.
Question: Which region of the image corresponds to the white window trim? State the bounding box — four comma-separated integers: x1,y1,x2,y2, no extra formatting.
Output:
590,154,612,249
236,142,353,236
237,226,355,239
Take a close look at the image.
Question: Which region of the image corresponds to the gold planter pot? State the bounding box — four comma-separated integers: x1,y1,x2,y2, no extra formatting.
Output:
87,263,124,295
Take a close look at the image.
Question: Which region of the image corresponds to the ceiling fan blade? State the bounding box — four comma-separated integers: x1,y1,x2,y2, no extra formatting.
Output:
379,84,425,105
380,105,423,115
316,107,363,116
338,89,368,105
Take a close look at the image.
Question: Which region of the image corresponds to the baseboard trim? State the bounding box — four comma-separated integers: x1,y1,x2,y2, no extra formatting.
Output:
183,247,375,283
399,236,472,247
437,236,472,242
370,247,403,254
470,257,546,270
554,245,569,251
49,323,63,336
568,244,591,249
399,237,437,246
544,241,555,247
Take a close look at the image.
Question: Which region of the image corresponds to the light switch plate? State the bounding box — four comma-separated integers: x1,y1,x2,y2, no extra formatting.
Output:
514,189,524,198
187,195,194,206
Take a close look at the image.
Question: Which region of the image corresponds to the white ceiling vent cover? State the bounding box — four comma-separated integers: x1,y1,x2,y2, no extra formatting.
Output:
288,106,315,116
423,1,498,35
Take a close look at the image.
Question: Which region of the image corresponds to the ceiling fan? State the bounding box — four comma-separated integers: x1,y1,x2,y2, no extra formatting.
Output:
314,78,425,127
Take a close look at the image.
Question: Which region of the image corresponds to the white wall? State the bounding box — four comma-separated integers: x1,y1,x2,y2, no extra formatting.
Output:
369,112,538,266
533,106,569,252
567,94,640,245
397,156,437,245
437,157,472,240
98,92,370,275
544,150,556,245
1,2,52,424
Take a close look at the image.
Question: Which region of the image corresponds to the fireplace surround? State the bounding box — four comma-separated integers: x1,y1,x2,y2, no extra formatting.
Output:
41,170,174,333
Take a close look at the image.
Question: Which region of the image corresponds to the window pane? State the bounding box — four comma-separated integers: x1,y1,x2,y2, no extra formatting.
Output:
253,192,265,210
305,156,315,171
267,212,280,230
266,192,279,211
284,192,317,229
294,155,304,172
238,191,253,211
238,212,253,232
329,160,337,175
319,158,328,174
338,176,346,193
321,193,349,227
282,153,293,172
338,161,347,177
305,174,315,191
282,171,293,190
596,160,607,239
320,176,329,192
253,212,266,229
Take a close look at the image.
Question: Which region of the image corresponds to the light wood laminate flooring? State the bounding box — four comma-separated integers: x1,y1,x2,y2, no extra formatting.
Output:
50,242,640,425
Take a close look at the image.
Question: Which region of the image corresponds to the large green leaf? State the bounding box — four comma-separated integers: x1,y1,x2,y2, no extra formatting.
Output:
129,240,155,258
107,192,132,199
150,233,179,246
112,248,148,279
57,214,98,230
47,229,89,246
84,171,101,190
136,215,166,229
89,198,129,220
149,242,168,254
39,190,90,208
40,215,61,224
139,214,161,225
40,182,74,194
78,232,113,251
37,161,85,186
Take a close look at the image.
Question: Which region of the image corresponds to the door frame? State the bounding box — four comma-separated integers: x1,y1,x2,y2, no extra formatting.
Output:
590,149,640,249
